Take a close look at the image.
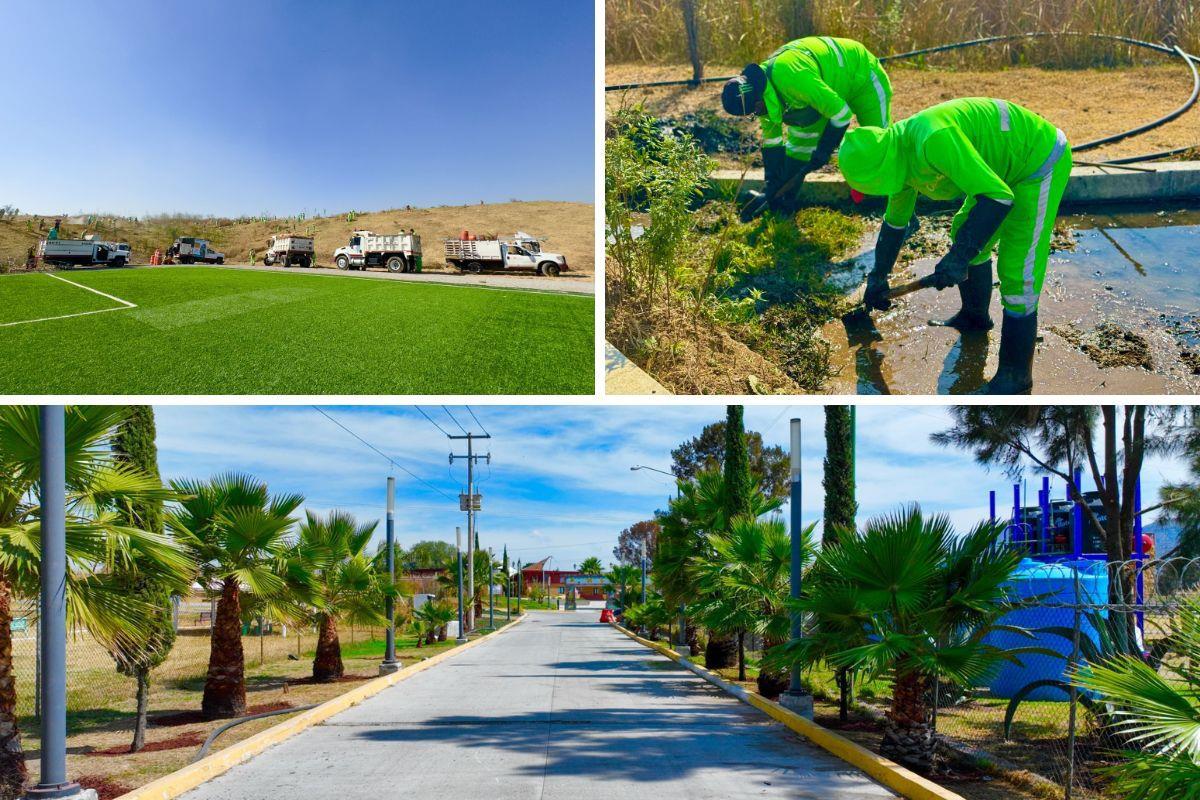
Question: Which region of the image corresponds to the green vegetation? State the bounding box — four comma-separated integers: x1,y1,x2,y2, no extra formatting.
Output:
0,407,194,797
0,268,592,394
605,107,864,393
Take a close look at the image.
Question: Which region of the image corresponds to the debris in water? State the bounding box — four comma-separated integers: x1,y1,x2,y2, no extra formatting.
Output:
657,110,758,155
1051,321,1154,370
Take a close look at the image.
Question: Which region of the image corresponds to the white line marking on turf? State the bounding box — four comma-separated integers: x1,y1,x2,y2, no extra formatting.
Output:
45,272,137,307
0,273,138,328
0,306,136,328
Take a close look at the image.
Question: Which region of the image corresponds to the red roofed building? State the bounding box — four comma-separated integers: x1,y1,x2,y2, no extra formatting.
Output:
520,558,609,601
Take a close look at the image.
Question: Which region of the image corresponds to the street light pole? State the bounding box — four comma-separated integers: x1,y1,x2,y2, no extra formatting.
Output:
455,527,467,644
488,551,495,629
640,540,647,605
380,476,399,675
780,418,813,719
27,406,94,800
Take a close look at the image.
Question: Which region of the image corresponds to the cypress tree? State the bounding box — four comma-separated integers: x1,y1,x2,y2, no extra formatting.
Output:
109,405,176,752
822,406,857,545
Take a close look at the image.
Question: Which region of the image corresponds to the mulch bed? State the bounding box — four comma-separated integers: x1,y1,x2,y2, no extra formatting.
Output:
151,701,294,727
73,775,135,800
86,732,205,757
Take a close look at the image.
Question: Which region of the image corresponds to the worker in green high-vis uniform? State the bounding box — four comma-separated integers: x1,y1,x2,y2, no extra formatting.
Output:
722,36,892,214
838,97,1072,394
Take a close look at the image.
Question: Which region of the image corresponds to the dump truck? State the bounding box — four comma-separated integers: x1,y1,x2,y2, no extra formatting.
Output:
332,230,422,272
262,234,314,268
443,238,567,276
40,235,132,267
167,237,224,264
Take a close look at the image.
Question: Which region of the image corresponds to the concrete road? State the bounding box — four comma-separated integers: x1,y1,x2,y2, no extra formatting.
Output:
162,263,595,295
181,612,895,800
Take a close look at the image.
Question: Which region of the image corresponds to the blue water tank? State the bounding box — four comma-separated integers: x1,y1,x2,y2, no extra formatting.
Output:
984,559,1108,700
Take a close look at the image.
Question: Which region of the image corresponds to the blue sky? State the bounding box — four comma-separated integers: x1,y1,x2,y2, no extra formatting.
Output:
0,0,594,216
151,405,1191,570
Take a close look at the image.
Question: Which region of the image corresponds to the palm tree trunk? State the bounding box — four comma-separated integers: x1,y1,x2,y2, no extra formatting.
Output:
131,669,150,752
755,638,790,699
0,578,27,800
705,632,737,669
312,615,344,682
737,631,746,682
202,579,246,719
882,666,936,772
836,667,851,723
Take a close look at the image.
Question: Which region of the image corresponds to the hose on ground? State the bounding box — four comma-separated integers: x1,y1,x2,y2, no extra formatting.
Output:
192,703,320,763
605,31,1200,164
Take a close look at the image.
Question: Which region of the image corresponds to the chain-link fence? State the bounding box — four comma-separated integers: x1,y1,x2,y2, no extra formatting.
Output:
925,557,1200,799
11,593,389,724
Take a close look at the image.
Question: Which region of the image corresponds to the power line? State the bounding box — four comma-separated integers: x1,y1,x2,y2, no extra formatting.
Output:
465,406,490,438
312,407,456,502
415,407,452,437
442,406,470,435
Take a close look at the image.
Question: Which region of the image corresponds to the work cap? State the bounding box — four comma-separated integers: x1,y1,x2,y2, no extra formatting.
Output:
721,63,766,116
838,126,907,196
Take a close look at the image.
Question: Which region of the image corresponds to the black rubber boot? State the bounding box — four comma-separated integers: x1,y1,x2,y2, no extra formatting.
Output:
981,310,1038,395
930,259,994,332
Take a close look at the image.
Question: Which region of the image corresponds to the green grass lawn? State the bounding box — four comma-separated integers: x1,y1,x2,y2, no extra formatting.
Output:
0,267,593,393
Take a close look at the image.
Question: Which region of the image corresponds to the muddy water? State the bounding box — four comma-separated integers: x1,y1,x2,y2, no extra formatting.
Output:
819,206,1200,395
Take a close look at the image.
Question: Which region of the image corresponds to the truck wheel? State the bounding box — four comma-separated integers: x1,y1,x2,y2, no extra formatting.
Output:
112,257,127,267
264,255,274,266
465,261,482,274
216,257,224,264
386,256,405,273
181,256,193,265
299,255,311,268
336,255,349,270
540,262,560,277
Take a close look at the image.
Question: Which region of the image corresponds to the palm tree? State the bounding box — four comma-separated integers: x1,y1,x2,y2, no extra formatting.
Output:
604,564,641,609
0,406,193,797
653,468,781,665
1071,599,1200,798
776,506,1025,771
692,515,813,695
579,556,604,574
168,472,303,719
292,510,385,682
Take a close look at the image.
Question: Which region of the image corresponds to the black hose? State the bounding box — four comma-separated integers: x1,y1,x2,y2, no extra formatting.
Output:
192,703,320,763
605,31,1200,164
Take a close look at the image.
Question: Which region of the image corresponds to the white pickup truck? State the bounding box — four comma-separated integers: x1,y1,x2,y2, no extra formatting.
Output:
443,239,568,276
332,230,422,273
168,237,224,264
263,234,314,268
40,235,132,267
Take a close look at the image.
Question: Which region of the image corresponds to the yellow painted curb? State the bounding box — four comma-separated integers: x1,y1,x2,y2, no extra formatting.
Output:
115,616,527,800
612,623,964,800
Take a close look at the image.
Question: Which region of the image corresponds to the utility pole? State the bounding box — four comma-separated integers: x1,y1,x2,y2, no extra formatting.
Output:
450,431,490,632
380,476,398,675
516,560,522,614
454,527,467,644
780,418,813,719
28,406,95,800
488,549,495,629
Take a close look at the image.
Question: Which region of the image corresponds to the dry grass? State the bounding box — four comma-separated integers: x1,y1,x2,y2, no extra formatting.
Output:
0,201,594,274
606,0,1200,68
605,62,1200,162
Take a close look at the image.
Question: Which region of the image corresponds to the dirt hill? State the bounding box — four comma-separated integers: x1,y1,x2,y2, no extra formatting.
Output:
0,200,594,274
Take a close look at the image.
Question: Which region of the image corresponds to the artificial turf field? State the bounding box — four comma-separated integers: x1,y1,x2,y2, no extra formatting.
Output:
0,267,593,394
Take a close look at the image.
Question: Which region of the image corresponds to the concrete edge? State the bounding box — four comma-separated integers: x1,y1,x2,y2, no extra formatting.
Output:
604,342,672,395
611,623,965,800
114,615,527,800
712,160,1200,206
